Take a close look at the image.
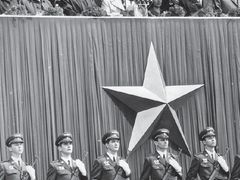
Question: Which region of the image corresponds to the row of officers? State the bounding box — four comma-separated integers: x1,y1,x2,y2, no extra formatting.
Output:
0,127,240,180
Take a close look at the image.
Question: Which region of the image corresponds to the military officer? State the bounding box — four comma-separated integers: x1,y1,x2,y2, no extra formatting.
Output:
0,133,36,180
186,127,229,180
47,132,88,180
140,128,182,180
90,130,131,180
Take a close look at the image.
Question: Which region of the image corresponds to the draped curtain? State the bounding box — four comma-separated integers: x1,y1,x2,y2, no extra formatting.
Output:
0,17,240,180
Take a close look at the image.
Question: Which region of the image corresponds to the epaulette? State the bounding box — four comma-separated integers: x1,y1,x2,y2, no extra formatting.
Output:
194,153,207,160
51,160,60,163
97,154,105,160
1,160,12,165
146,153,154,158
50,160,68,171
0,160,14,168
145,154,157,160
50,160,63,166
94,155,108,164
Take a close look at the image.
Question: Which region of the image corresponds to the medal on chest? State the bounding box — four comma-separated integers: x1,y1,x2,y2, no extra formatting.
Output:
104,161,110,166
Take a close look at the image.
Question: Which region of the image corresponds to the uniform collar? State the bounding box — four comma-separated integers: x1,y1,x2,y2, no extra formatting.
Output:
205,149,216,159
155,151,167,165
156,150,167,159
60,157,73,167
106,152,118,162
11,156,23,165
104,153,118,167
203,150,215,164
9,157,25,171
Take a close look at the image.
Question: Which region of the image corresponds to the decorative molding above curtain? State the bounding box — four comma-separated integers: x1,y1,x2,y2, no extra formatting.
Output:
0,17,240,179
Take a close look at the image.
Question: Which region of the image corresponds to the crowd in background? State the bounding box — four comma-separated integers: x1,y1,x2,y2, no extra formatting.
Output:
0,0,240,17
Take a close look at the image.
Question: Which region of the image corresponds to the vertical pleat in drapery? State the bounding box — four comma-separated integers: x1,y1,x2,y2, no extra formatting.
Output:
0,17,240,180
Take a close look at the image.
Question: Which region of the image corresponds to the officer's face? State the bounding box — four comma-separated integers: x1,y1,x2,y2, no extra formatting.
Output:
203,136,217,147
154,138,169,150
106,139,120,153
9,142,24,155
58,142,73,154
153,0,162,6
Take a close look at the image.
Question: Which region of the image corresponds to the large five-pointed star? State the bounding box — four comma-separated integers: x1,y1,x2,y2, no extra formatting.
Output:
103,43,203,156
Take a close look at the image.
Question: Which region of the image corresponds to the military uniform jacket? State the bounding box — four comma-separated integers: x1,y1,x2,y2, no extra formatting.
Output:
0,158,31,180
90,153,130,180
230,155,240,180
47,159,88,180
140,152,181,180
186,150,229,180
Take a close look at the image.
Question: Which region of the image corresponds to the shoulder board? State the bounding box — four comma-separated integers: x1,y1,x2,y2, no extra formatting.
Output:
97,154,106,159
50,160,63,166
146,153,158,160
1,160,12,164
51,160,60,163
96,154,108,162
194,153,207,160
146,153,154,157
1,160,14,167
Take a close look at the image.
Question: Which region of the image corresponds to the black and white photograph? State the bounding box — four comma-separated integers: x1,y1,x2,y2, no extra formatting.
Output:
0,0,240,180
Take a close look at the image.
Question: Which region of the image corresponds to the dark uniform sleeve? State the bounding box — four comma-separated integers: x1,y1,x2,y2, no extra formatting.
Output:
0,163,5,180
117,166,131,179
79,171,88,180
47,163,57,180
169,155,183,180
231,155,240,180
216,155,229,179
90,159,102,179
117,158,131,179
26,166,33,180
186,156,200,180
140,157,151,180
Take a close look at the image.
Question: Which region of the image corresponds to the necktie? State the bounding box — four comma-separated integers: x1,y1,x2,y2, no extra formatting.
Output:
68,160,71,166
18,160,20,166
113,156,116,162
211,154,214,160
163,154,165,159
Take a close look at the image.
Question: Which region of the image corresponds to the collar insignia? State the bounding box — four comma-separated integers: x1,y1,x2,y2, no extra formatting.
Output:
203,158,208,163
58,166,65,170
154,160,160,164
104,161,110,166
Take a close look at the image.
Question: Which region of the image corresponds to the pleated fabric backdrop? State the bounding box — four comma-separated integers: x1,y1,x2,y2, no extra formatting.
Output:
0,17,240,180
